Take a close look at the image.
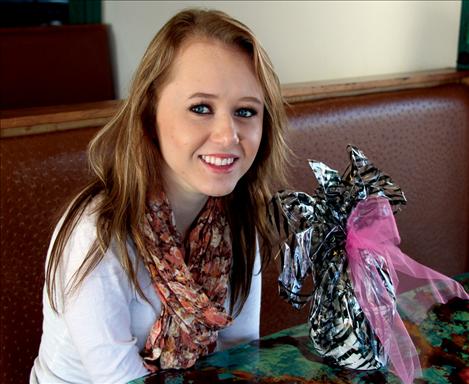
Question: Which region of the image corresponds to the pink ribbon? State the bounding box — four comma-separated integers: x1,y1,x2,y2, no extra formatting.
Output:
345,196,469,384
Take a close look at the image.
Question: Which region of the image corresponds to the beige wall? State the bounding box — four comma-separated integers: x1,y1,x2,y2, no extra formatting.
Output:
103,0,462,98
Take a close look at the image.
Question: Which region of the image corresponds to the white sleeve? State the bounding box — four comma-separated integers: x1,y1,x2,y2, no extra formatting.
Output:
216,245,262,351
60,213,149,383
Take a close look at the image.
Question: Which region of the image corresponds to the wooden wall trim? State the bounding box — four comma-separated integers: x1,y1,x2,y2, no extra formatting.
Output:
1,69,468,138
0,100,120,137
282,68,469,103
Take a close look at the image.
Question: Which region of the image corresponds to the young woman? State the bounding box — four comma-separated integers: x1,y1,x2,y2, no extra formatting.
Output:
31,8,288,383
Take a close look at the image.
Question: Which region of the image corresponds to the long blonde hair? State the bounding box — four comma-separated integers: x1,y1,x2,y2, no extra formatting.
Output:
46,8,289,316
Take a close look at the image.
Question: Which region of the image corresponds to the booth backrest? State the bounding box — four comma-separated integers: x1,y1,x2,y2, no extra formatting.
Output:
0,24,114,109
1,72,468,383
0,127,98,382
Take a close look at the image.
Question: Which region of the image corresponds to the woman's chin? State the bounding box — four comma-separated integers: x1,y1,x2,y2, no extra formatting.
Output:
200,184,237,198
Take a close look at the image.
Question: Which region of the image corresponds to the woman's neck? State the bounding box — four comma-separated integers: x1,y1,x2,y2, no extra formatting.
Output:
164,184,208,237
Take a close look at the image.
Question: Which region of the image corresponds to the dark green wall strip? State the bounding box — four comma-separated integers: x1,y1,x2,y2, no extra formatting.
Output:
69,0,101,25
458,0,469,69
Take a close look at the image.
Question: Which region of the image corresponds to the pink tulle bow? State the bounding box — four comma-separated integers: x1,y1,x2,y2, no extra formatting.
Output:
345,196,469,384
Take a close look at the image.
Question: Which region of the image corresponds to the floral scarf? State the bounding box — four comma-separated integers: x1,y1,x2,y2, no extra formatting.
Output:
140,191,233,370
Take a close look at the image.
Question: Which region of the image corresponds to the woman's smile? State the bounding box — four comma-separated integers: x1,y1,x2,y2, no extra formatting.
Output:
199,154,239,173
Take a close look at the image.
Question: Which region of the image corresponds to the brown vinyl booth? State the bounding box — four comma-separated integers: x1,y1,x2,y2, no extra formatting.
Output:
1,70,468,383
0,24,115,109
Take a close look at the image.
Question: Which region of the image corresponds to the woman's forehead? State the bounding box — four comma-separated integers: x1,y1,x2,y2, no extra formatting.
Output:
164,37,263,100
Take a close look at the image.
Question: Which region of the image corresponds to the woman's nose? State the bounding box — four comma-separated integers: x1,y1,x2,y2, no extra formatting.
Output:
210,115,240,147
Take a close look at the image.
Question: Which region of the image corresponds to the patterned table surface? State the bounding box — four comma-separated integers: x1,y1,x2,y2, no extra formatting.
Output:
129,274,469,384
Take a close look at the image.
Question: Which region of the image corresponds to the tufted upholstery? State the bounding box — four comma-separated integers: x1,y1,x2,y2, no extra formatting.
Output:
1,82,468,382
0,127,98,383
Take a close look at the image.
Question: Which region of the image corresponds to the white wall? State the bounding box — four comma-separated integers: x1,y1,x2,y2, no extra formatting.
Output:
103,0,462,98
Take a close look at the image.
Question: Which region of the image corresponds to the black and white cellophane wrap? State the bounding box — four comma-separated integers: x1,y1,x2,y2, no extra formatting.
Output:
269,145,407,370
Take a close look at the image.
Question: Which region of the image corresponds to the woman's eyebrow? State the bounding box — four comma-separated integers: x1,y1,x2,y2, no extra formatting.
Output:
188,92,263,105
189,92,217,99
240,96,263,106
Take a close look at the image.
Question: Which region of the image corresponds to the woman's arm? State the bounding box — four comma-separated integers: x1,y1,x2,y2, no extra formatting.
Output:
60,212,149,383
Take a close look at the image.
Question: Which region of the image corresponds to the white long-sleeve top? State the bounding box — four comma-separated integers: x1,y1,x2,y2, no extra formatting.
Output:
30,206,262,384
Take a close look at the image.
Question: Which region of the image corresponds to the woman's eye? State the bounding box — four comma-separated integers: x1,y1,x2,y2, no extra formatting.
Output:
190,104,211,114
235,108,257,118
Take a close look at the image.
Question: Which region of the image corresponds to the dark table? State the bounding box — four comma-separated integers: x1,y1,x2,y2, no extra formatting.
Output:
129,274,469,384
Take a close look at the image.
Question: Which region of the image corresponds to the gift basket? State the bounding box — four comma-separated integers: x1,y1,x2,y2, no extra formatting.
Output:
269,145,469,384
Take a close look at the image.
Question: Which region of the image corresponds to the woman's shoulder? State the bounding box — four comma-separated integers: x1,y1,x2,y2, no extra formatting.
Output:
53,195,137,282
53,195,102,254
52,194,102,237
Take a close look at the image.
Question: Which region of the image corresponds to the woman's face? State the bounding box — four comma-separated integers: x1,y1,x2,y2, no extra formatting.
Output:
155,38,264,200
